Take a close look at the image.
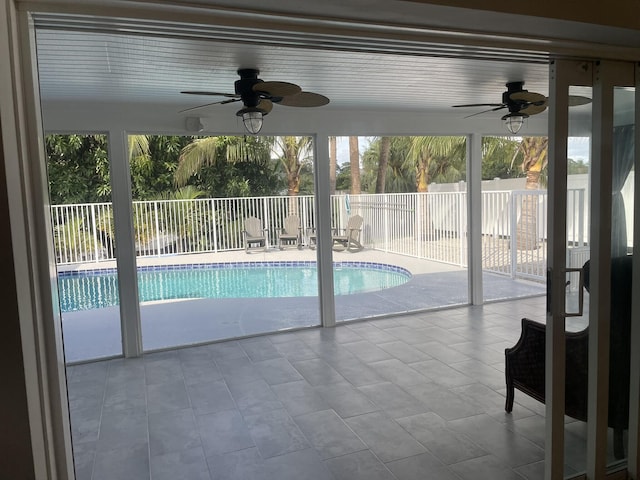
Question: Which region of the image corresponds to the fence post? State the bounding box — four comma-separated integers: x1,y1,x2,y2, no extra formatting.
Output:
510,192,518,279
415,193,422,258
383,194,389,252
578,189,586,246
263,197,270,248
154,201,161,256
211,199,218,253
458,192,465,267
301,196,308,245
90,203,100,262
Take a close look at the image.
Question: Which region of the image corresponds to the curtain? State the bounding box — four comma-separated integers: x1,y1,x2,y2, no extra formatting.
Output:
611,124,635,257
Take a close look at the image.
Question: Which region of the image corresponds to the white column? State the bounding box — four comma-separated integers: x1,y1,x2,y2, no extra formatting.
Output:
545,59,573,480
467,134,483,305
313,133,336,327
108,130,143,356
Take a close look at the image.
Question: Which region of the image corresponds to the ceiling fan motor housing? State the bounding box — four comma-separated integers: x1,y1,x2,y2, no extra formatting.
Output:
235,68,263,108
503,81,527,113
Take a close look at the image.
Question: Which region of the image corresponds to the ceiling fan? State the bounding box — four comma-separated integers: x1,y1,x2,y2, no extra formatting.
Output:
452,81,591,134
180,68,330,134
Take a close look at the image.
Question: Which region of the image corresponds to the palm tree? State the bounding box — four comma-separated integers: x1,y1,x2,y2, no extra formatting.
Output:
406,136,466,192
329,136,337,195
349,136,361,194
515,136,548,250
519,136,548,189
128,134,151,172
174,136,271,188
272,136,313,215
273,136,312,197
375,137,391,193
481,136,522,180
377,136,414,193
406,136,466,240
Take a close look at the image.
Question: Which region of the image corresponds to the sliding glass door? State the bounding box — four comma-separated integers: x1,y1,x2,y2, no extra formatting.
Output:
547,59,639,479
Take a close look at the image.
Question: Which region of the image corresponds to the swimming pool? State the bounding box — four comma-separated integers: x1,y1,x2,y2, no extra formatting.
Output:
57,261,411,312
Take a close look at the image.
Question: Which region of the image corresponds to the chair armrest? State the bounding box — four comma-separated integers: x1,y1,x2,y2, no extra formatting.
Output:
505,318,547,405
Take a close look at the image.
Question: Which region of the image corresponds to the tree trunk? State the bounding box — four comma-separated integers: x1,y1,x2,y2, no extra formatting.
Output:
415,151,431,193
284,140,300,215
349,136,361,195
287,170,300,215
329,136,337,195
515,137,548,251
287,170,300,197
375,136,390,194
416,159,432,240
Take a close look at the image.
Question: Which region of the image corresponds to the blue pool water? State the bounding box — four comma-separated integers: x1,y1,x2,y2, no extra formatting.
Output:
58,261,411,312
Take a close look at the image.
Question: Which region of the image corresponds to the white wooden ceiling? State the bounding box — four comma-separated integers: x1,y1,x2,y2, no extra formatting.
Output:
34,23,551,119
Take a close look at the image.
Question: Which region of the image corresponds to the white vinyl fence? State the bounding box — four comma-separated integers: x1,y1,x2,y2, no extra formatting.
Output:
51,190,588,281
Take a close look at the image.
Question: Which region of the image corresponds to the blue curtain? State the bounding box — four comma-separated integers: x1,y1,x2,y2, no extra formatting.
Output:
611,124,635,256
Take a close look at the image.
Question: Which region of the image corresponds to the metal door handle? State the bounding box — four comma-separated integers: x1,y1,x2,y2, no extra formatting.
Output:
563,267,584,317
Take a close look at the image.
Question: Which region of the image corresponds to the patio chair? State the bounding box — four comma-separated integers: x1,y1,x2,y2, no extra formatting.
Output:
504,255,633,459
308,214,364,252
333,214,364,252
242,216,268,253
278,215,302,250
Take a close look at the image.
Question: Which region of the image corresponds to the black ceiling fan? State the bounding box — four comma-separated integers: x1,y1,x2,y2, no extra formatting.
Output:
180,68,330,133
452,81,591,133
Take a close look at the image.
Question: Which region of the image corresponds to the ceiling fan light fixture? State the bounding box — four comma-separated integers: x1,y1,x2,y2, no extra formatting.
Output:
237,107,264,134
502,112,528,135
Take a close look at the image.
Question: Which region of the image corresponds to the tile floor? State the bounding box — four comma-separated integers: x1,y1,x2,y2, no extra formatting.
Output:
67,296,596,480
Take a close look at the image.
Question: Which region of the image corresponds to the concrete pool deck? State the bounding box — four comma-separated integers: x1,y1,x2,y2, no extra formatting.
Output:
58,248,546,363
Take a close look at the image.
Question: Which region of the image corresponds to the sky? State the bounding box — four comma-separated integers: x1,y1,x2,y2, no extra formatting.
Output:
567,137,590,163
335,136,372,166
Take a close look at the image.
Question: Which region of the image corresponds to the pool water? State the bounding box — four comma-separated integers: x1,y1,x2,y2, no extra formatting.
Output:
58,262,411,312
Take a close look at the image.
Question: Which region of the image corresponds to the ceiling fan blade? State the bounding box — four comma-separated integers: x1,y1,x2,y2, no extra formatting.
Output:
452,103,504,108
463,105,507,118
257,99,273,114
181,91,239,98
277,91,330,107
569,95,592,106
509,91,546,104
520,103,547,116
178,98,240,114
253,81,302,97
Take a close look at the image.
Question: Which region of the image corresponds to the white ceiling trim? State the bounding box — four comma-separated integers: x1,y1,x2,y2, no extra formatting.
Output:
32,12,550,64
20,0,640,60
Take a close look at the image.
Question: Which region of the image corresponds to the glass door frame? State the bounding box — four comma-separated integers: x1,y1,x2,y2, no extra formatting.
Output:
548,59,640,479
630,61,640,480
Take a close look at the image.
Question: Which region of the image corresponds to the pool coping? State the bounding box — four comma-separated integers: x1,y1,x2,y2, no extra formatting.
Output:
57,260,412,278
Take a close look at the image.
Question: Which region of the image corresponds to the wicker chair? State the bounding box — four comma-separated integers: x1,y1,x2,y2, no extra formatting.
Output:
504,255,633,459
